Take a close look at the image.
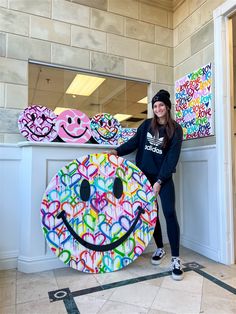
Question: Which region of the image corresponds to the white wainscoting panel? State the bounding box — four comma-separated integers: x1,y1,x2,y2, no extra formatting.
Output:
177,145,219,261
0,145,21,269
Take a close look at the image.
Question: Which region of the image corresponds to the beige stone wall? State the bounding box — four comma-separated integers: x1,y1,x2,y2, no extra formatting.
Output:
0,0,174,143
173,0,226,148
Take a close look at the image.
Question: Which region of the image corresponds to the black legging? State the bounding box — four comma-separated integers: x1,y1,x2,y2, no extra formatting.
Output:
147,176,180,257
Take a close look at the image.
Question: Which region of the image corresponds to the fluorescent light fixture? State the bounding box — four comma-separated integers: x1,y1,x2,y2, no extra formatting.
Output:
138,96,147,104
54,107,72,115
66,74,105,96
114,114,132,122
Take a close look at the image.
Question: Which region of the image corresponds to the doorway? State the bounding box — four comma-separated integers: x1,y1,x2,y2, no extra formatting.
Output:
214,0,236,265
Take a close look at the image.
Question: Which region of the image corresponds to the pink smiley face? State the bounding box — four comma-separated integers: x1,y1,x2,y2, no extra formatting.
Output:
18,105,58,142
56,109,91,143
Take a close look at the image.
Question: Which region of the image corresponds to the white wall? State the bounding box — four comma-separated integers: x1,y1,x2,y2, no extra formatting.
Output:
177,145,219,261
0,145,21,269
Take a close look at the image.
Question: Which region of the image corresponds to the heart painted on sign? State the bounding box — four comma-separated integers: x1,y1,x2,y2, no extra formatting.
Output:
102,254,122,272
46,230,60,248
119,215,132,231
82,232,106,246
58,249,71,264
83,213,96,232
41,200,60,215
48,188,71,203
78,164,98,180
96,177,113,193
65,161,78,176
42,212,63,230
108,154,119,167
79,250,99,272
132,172,145,186
137,190,147,202
91,197,108,213
99,221,122,240
141,209,157,225
114,237,135,257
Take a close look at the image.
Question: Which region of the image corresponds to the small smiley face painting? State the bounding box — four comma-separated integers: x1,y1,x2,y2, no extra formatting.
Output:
118,128,137,145
40,154,157,273
56,109,91,143
90,113,121,145
18,105,58,142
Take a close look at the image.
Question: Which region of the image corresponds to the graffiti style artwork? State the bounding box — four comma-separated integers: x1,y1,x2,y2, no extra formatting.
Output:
118,128,137,145
41,154,157,273
90,113,121,145
56,109,91,143
175,63,213,140
18,105,58,142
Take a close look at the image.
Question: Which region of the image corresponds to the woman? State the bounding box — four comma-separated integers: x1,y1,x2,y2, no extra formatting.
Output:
110,89,184,281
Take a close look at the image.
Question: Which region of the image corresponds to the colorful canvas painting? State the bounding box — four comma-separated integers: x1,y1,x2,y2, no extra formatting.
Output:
175,63,213,140
90,113,121,145
118,128,137,145
41,153,157,273
56,109,91,143
18,105,58,142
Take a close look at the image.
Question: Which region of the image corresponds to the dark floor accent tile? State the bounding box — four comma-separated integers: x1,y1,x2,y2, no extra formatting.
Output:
63,297,80,314
183,262,205,270
48,288,71,302
194,268,236,295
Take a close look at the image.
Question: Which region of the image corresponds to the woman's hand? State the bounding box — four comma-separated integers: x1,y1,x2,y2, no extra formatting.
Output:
153,181,161,195
109,149,118,155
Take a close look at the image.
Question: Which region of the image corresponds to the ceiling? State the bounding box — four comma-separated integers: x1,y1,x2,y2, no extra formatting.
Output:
28,64,148,128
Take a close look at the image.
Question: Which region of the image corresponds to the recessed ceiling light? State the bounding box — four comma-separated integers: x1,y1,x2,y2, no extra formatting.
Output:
66,74,106,96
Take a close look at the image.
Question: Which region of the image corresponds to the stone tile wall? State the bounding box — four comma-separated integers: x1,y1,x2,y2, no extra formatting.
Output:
0,0,173,143
173,0,226,148
0,0,228,143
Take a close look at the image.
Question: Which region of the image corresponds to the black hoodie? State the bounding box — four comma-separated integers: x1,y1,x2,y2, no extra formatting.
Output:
116,119,183,184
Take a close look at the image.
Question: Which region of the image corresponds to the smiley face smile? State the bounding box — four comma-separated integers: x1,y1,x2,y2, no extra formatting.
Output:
57,206,145,252
61,125,88,138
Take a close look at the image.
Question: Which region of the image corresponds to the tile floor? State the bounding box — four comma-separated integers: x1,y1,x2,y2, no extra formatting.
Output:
0,246,236,314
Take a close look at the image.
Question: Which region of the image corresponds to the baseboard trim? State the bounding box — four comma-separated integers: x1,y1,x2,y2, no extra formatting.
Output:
17,255,66,273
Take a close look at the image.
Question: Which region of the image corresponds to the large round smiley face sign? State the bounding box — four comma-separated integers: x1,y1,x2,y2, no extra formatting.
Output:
90,113,121,145
18,105,58,142
41,154,157,273
56,109,91,143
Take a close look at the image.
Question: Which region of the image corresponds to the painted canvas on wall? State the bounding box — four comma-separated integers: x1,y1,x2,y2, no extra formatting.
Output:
41,153,157,273
175,63,213,140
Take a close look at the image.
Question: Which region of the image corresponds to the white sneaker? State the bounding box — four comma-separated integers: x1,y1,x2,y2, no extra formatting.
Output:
151,248,166,265
171,257,184,281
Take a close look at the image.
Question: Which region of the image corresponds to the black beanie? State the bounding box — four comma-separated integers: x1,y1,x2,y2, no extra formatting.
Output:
152,89,171,109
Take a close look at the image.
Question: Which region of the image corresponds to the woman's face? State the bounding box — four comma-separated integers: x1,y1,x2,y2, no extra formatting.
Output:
153,101,168,121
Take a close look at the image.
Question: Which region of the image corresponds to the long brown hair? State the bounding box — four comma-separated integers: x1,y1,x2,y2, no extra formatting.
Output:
151,107,176,149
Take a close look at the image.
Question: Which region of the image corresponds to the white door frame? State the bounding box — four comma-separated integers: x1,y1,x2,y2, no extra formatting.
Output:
214,0,236,264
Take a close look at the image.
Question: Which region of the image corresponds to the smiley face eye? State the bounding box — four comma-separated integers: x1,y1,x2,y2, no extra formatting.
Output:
100,120,103,126
80,179,91,201
31,113,36,121
42,114,46,121
77,117,81,124
113,177,123,199
108,120,112,127
68,117,72,124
